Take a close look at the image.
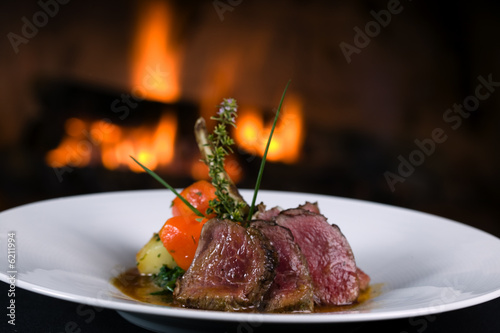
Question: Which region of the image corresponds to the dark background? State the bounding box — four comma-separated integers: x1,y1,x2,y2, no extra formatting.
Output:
0,0,499,236
0,0,499,332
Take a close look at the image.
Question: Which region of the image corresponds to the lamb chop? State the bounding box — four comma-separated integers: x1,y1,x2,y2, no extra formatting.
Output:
356,267,371,292
297,201,320,214
251,220,314,312
138,98,370,313
258,203,370,296
173,219,277,311
194,117,248,215
183,112,365,310
275,209,360,306
253,201,318,220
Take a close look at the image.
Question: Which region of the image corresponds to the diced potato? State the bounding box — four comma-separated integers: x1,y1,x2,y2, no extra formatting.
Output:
136,233,176,274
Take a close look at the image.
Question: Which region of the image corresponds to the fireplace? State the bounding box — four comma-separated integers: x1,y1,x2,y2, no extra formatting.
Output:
1,0,499,237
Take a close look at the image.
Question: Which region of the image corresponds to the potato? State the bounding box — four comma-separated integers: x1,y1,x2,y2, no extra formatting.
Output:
136,233,176,274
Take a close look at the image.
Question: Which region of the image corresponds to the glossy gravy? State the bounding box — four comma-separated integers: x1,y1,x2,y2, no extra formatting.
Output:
113,268,381,312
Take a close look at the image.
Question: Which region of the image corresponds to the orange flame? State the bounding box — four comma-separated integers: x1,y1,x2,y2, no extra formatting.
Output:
190,155,243,184
46,114,177,172
199,50,240,122
235,95,304,164
131,0,181,103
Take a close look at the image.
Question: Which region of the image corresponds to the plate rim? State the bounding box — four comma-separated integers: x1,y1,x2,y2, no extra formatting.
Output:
1,189,500,324
10,277,500,323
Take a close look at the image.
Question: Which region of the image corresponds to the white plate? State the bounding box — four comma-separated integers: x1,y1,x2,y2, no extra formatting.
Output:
1,190,500,332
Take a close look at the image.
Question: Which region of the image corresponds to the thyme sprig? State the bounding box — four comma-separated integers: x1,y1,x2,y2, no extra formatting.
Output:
131,82,291,224
205,98,247,221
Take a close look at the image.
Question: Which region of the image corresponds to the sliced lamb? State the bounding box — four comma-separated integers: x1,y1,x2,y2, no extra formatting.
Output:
297,201,320,214
173,219,277,311
253,204,282,220
356,267,371,292
275,209,360,306
251,220,314,312
254,201,320,221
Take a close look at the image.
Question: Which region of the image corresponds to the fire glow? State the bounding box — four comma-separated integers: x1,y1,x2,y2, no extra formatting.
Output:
235,96,304,164
131,0,181,103
44,0,304,176
46,0,183,173
45,114,177,172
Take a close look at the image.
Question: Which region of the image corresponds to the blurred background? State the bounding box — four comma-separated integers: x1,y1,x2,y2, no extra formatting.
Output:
0,0,499,237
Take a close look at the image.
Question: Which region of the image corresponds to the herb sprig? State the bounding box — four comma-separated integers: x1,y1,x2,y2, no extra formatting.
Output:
205,98,247,221
131,81,291,224
151,265,185,294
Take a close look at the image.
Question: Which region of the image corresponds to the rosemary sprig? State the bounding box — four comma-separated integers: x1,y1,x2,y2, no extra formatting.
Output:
205,98,247,221
247,80,291,219
129,156,204,218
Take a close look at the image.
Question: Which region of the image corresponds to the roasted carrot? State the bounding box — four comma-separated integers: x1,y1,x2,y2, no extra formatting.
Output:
171,180,217,218
159,215,208,270
160,181,217,270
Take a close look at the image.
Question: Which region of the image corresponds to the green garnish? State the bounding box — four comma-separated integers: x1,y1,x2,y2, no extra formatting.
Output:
129,156,204,218
247,80,291,219
151,265,185,294
204,98,247,222
131,82,291,224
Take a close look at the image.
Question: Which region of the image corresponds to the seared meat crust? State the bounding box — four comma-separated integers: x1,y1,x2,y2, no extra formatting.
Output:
276,209,360,305
251,220,314,312
174,219,277,311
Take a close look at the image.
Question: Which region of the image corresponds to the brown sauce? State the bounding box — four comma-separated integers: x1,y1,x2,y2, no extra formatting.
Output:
112,268,382,312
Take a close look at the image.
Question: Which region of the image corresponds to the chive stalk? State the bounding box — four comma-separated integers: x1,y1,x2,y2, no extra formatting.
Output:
129,156,205,218
247,80,291,219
